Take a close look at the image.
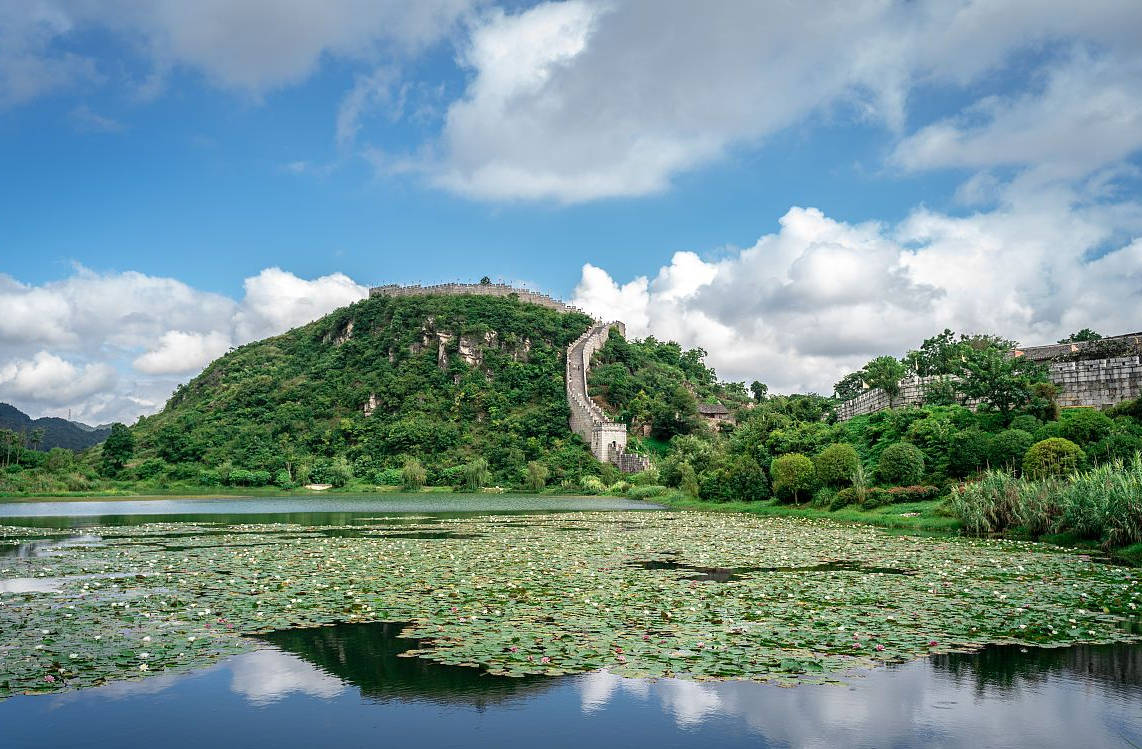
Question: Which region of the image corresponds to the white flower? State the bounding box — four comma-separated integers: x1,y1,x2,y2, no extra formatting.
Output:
142,636,151,642
187,636,196,642
138,664,148,671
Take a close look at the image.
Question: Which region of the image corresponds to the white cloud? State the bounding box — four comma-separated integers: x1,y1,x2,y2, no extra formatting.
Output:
0,352,116,406
573,183,1142,395
232,268,368,342
336,67,398,150
228,649,345,705
891,48,1142,179
69,104,123,133
1,0,478,105
432,1,1142,202
133,331,233,375
0,266,370,423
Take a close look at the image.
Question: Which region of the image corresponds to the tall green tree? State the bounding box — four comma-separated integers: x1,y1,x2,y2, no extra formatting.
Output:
100,423,135,474
861,356,907,405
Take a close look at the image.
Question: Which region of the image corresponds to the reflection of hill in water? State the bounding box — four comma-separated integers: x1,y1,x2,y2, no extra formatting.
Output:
930,643,1142,696
258,622,558,708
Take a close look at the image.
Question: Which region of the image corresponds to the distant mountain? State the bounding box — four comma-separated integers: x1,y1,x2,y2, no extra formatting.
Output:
0,403,112,451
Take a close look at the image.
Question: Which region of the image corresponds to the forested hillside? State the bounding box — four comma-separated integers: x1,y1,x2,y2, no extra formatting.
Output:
126,294,596,487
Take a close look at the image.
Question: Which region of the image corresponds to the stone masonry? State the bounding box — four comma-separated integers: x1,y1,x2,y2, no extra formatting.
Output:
370,283,648,472
837,333,1142,421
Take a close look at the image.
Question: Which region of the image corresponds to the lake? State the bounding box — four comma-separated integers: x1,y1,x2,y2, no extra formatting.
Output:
1,496,1139,748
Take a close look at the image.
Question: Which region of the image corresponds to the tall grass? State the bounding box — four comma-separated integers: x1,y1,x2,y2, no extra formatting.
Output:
949,453,1142,549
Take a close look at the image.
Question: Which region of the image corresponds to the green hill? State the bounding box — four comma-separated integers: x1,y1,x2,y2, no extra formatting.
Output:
130,293,597,487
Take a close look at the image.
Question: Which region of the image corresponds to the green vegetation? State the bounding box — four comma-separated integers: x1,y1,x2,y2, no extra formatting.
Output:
949,455,1142,549
2,511,1136,696
1023,437,1085,479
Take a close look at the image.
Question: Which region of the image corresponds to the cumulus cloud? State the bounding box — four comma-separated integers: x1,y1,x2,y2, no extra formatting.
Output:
573,185,1142,395
0,266,370,424
1,0,478,104
0,352,116,406
432,0,1142,202
133,331,232,375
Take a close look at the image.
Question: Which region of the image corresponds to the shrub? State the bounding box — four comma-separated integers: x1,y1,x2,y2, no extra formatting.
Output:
946,430,991,478
197,469,221,486
829,487,858,510
700,455,769,502
628,484,670,499
884,485,941,502
813,443,860,487
875,443,925,486
374,467,403,486
274,469,295,488
1087,433,1142,465
770,453,817,503
1023,438,1085,479
860,487,893,509
579,476,606,495
1059,456,1142,547
402,457,427,490
1008,414,1041,433
135,458,167,480
679,463,699,499
1055,409,1115,446
810,487,835,509
989,429,1036,472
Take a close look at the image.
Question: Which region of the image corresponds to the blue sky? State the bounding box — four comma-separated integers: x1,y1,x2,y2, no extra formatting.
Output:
1,1,1141,423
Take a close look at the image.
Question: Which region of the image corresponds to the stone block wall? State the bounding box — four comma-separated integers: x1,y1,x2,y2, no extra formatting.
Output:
370,283,589,316
837,355,1142,421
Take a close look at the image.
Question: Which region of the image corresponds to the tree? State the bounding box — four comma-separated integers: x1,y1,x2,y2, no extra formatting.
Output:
401,457,427,490
479,276,492,285
875,442,924,485
956,344,1046,414
749,380,769,403
463,457,491,491
770,453,817,503
904,329,965,377
1023,438,1085,479
861,356,907,405
813,443,860,487
100,423,135,475
1058,329,1102,343
28,428,44,452
525,461,548,492
833,371,866,402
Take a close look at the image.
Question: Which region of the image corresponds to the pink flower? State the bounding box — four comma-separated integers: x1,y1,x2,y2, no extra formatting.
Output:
928,641,938,647
876,644,885,652
540,656,551,664
44,675,56,683
851,642,861,649
617,655,627,662
642,635,650,641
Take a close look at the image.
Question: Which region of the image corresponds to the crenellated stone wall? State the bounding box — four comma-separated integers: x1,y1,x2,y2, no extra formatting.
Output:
565,321,650,473
837,354,1142,421
370,282,588,315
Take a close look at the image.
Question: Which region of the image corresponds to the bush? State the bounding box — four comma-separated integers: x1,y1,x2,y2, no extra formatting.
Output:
579,475,606,495
679,463,699,499
1008,414,1041,433
1087,433,1142,465
989,429,1036,472
1055,409,1115,446
810,487,835,508
628,484,670,499
884,485,941,503
875,443,925,485
947,430,991,478
135,458,167,480
1059,456,1142,547
1023,438,1085,479
197,469,221,486
274,469,295,488
813,443,860,487
374,467,403,486
860,487,893,509
700,455,769,502
829,487,858,510
770,453,817,503
402,458,427,490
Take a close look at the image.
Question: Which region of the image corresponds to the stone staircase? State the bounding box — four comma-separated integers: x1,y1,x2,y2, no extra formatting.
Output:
566,321,650,473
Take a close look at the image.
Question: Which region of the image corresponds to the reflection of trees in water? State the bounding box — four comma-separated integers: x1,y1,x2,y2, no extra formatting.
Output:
258,622,558,709
930,644,1142,696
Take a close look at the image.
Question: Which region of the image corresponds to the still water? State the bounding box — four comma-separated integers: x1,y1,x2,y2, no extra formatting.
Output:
1,497,1140,748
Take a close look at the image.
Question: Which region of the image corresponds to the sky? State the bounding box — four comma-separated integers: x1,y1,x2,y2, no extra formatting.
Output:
1,0,1141,425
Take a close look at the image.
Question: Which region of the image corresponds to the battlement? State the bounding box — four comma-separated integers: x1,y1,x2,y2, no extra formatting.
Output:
370,282,590,316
